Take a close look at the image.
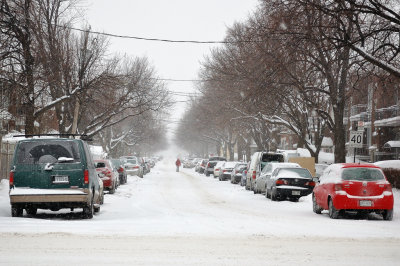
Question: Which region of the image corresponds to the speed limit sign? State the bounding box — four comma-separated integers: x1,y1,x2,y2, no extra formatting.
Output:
349,131,363,148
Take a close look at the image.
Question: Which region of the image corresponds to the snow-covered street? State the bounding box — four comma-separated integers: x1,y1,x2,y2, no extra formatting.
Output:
1,159,400,265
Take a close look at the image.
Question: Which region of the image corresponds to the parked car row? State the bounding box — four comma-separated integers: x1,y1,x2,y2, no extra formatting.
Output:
191,151,394,221
120,155,157,178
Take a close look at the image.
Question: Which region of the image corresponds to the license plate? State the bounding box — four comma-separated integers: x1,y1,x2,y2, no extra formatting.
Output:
53,175,69,184
292,191,300,196
359,200,372,207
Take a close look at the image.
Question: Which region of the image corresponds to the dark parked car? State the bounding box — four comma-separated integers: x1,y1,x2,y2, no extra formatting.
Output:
9,137,102,218
205,156,227,176
219,161,239,181
265,166,315,201
110,158,127,184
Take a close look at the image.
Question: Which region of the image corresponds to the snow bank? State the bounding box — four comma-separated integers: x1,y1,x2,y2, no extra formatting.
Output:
374,160,400,170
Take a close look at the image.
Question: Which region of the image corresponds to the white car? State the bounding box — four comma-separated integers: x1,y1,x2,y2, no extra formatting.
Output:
120,156,143,177
213,161,225,178
254,162,300,194
219,161,240,181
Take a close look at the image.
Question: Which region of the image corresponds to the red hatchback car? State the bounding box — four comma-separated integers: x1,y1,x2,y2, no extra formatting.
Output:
312,163,394,220
95,159,118,194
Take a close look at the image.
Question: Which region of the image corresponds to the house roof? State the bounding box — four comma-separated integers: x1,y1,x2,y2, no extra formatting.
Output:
383,141,400,149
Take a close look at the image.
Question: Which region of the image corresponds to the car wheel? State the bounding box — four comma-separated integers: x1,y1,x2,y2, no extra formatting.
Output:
100,192,104,205
254,182,260,194
11,206,23,217
83,198,94,219
312,194,322,214
328,198,339,219
271,190,277,201
383,209,393,221
205,171,210,177
26,207,37,216
109,183,116,194
94,204,100,213
265,187,270,199
289,197,299,202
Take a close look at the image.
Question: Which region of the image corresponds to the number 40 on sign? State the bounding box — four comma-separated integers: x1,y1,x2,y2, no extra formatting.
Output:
349,131,363,148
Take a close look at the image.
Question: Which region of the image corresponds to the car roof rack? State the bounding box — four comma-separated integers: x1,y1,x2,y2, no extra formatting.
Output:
13,134,93,141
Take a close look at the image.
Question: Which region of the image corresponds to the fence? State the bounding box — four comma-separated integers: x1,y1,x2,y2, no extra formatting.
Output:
0,141,15,180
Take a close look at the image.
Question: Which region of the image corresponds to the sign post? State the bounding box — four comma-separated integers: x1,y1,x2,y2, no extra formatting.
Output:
349,131,364,163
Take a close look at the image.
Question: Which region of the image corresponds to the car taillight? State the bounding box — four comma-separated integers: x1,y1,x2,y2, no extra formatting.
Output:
9,171,14,186
305,181,316,187
334,184,342,191
133,166,139,169
207,163,210,167
252,171,256,179
118,167,123,172
223,170,227,172
276,179,288,185
384,183,392,192
102,169,112,177
84,169,89,184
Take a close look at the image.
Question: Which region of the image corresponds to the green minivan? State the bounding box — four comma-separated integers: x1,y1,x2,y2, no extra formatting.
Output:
9,137,102,219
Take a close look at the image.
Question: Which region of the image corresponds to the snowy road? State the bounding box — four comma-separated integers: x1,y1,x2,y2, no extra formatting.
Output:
0,159,400,265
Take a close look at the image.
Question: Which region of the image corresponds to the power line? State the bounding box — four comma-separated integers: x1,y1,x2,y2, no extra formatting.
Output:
63,25,259,44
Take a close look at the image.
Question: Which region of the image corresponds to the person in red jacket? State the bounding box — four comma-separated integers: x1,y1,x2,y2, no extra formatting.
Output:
175,158,181,172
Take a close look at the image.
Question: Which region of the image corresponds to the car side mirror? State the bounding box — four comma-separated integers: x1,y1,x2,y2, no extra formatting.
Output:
313,177,319,183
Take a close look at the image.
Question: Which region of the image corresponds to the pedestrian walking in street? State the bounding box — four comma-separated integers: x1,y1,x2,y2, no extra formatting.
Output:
176,158,181,172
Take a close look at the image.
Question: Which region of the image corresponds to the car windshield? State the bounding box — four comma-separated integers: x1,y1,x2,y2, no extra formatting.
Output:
342,168,385,181
276,168,312,178
16,140,81,164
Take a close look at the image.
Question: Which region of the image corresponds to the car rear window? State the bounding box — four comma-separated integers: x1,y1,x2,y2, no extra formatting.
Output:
261,153,284,163
16,140,81,164
341,168,385,181
126,159,137,164
209,157,226,161
276,168,312,178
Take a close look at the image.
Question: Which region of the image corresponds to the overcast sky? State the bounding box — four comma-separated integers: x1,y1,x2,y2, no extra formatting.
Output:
83,0,259,139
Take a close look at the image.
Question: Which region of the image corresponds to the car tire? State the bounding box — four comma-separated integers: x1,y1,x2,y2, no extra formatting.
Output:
11,206,23,217
265,187,270,199
328,198,339,219
383,209,393,221
109,183,116,194
253,182,259,194
289,197,299,202
26,207,37,216
100,192,104,205
94,204,100,213
271,190,277,201
83,198,94,219
312,194,322,214
205,171,210,177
